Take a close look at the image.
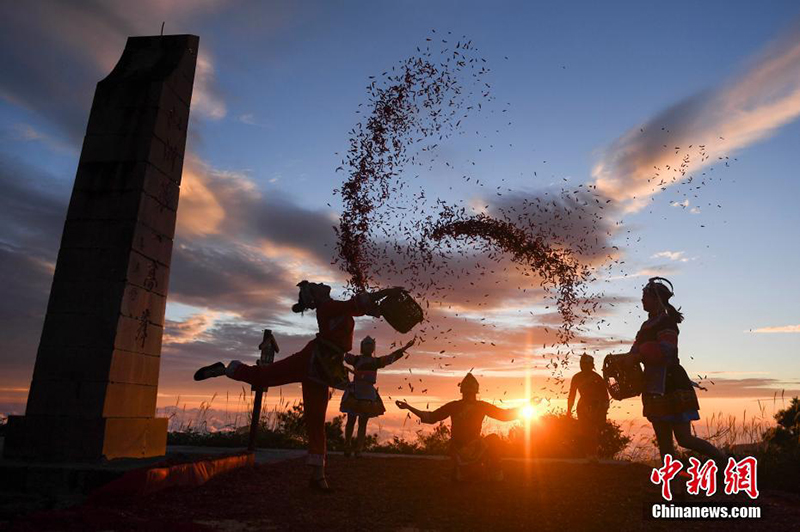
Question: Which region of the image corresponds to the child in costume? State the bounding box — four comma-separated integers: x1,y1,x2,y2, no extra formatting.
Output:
396,373,521,481
193,281,403,491
567,354,610,459
340,336,415,457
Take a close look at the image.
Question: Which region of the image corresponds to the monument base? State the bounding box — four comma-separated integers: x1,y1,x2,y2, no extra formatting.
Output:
3,415,167,461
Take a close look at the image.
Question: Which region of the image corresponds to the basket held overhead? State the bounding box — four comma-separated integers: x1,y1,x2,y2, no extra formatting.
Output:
379,290,424,333
603,354,644,401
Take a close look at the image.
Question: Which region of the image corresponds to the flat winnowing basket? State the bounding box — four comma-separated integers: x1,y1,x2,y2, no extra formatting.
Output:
379,290,424,334
603,354,644,400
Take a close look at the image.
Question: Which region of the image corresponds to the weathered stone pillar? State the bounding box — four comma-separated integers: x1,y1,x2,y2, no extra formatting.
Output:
4,34,198,461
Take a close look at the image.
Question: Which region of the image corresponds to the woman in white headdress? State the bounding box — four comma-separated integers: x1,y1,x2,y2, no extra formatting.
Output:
340,336,414,457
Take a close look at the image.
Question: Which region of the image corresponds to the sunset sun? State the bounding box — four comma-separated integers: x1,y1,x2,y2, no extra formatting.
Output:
521,404,538,420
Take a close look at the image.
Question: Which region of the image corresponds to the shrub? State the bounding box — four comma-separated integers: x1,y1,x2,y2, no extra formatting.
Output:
505,414,630,459
757,396,800,494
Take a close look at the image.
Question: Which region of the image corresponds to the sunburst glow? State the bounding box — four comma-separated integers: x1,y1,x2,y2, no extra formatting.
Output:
521,404,538,420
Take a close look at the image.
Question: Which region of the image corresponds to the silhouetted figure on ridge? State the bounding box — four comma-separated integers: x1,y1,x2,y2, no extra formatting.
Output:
341,335,414,457
623,277,726,469
567,354,609,460
397,373,521,481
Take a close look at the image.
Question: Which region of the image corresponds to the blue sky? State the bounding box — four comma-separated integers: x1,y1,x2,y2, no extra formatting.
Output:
1,1,798,432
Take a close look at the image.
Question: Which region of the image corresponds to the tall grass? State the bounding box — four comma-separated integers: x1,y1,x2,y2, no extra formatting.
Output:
616,392,786,462
159,389,785,463
160,386,297,435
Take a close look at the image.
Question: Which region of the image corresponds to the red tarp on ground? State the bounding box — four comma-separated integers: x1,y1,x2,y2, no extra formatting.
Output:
89,452,254,500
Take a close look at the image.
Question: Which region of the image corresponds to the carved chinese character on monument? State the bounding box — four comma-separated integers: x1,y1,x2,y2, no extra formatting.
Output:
4,34,199,461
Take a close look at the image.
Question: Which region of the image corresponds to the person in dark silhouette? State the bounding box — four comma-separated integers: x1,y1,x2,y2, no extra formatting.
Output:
193,281,403,491
567,354,609,459
341,336,414,458
625,277,726,468
396,373,521,481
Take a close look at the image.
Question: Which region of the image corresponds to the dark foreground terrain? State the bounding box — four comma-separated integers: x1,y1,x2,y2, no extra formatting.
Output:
3,455,798,531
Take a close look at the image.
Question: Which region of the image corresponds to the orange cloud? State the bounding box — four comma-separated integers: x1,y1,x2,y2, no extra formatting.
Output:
164,313,219,344
748,324,800,334
593,20,800,211
176,161,227,237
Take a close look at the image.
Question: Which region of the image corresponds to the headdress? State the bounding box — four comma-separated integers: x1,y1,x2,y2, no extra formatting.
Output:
459,373,480,394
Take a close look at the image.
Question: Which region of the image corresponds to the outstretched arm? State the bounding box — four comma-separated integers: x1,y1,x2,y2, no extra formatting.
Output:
376,339,415,368
567,376,578,417
396,400,452,424
484,402,522,423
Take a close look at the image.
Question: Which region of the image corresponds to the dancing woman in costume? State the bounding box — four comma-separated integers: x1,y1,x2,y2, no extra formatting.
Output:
193,281,403,491
340,336,415,457
625,277,726,467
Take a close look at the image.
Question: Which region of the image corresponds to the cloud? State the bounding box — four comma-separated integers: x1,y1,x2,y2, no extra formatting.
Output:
175,155,337,262
164,313,219,345
0,0,229,140
8,123,44,142
237,113,270,127
747,324,800,334
3,123,78,155
169,242,295,321
0,154,70,256
488,187,621,264
651,251,689,262
176,160,231,238
592,19,800,211
191,52,227,120
0,155,69,385
698,377,800,399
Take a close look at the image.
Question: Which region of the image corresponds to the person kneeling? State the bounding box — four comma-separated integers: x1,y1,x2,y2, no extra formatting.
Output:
396,373,520,482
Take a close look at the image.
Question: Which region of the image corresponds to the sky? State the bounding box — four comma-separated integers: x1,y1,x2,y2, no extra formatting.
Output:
1,1,799,443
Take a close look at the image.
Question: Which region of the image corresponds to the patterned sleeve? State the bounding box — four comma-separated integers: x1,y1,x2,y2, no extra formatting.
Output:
376,348,405,369
639,316,679,365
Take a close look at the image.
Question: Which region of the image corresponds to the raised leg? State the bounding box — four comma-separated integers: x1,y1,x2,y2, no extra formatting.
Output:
229,343,312,388
673,422,726,466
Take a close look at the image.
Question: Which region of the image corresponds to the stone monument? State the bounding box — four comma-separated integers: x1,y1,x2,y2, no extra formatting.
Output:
4,34,199,461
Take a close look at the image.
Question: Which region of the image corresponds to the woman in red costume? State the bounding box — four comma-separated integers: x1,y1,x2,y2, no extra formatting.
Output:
194,281,402,491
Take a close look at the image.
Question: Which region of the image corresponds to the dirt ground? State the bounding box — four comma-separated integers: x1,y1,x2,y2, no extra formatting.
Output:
3,455,798,531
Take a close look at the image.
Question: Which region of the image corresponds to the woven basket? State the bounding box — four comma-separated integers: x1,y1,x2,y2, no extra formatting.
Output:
603,354,644,400
379,290,424,333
